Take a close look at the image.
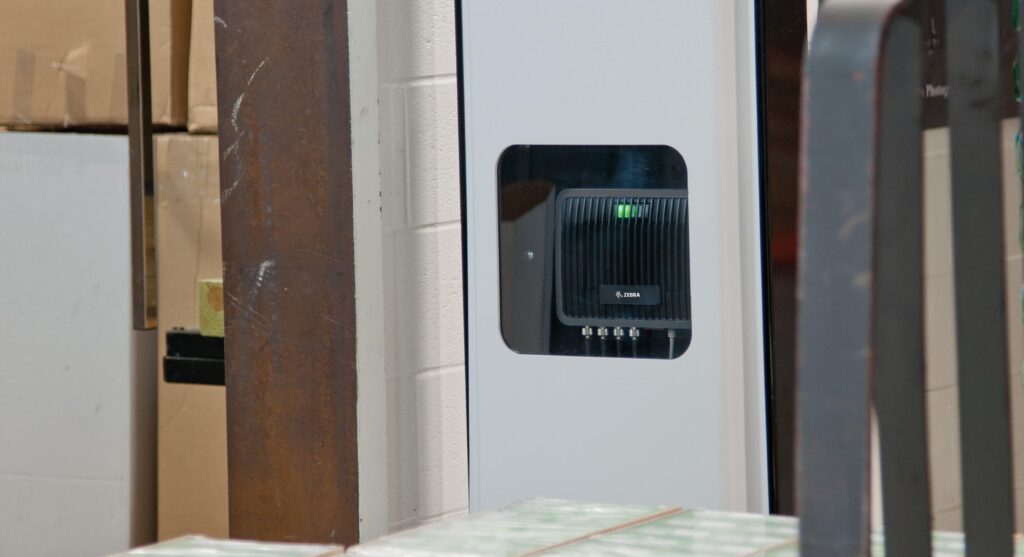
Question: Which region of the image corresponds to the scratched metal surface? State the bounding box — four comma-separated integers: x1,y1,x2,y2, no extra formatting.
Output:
213,0,359,544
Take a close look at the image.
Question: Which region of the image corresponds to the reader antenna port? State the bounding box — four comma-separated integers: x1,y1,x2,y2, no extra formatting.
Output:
613,327,624,357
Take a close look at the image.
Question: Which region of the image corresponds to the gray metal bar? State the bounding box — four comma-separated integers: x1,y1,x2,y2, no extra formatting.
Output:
946,0,1016,554
125,0,156,330
798,1,922,555
874,9,932,557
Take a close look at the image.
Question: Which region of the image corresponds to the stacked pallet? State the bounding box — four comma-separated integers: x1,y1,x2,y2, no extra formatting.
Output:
115,499,1024,557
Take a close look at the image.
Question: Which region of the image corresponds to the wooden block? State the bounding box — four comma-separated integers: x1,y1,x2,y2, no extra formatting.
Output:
199,279,224,338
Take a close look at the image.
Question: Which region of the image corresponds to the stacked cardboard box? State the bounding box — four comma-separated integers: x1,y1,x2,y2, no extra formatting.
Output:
0,0,220,130
187,0,218,132
0,0,190,128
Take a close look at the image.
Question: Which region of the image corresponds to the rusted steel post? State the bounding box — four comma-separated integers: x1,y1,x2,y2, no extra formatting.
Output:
125,0,156,331
213,0,359,544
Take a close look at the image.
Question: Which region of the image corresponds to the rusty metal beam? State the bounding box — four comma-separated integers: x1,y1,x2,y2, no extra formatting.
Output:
125,0,157,331
213,0,359,544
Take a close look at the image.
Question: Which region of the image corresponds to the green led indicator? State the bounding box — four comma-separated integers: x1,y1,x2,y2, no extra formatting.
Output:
616,203,639,218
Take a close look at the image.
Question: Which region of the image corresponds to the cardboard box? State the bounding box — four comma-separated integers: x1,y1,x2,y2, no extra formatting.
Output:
155,134,229,539
187,0,218,133
0,0,190,128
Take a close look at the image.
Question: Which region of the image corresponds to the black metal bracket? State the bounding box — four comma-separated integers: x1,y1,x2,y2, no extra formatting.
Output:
164,329,225,386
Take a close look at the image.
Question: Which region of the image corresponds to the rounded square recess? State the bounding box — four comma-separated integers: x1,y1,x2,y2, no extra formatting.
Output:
497,145,691,360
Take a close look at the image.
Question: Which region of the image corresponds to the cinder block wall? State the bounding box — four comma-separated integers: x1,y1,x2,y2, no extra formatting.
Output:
377,0,468,531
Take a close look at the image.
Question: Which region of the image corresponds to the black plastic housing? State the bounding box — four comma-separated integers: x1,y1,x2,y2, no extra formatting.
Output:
555,188,691,330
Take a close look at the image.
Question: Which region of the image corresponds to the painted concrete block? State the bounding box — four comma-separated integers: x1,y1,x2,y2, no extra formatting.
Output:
927,387,963,512
387,375,421,530
923,133,953,279
381,85,408,233
414,366,470,519
394,226,465,375
379,0,456,81
1002,121,1021,259
933,505,964,533
925,272,958,392
406,80,461,228
1013,363,1024,489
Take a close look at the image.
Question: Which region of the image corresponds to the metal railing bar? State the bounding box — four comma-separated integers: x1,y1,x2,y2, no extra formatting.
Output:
798,1,925,555
946,0,1016,555
125,0,156,330
874,7,932,557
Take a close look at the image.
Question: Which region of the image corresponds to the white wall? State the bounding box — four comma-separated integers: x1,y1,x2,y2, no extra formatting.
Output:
0,133,156,556
376,0,468,532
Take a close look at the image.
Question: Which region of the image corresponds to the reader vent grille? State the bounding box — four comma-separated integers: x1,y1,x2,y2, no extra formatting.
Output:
558,194,690,326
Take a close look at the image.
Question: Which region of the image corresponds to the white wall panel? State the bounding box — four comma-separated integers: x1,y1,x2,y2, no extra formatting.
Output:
0,133,155,556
